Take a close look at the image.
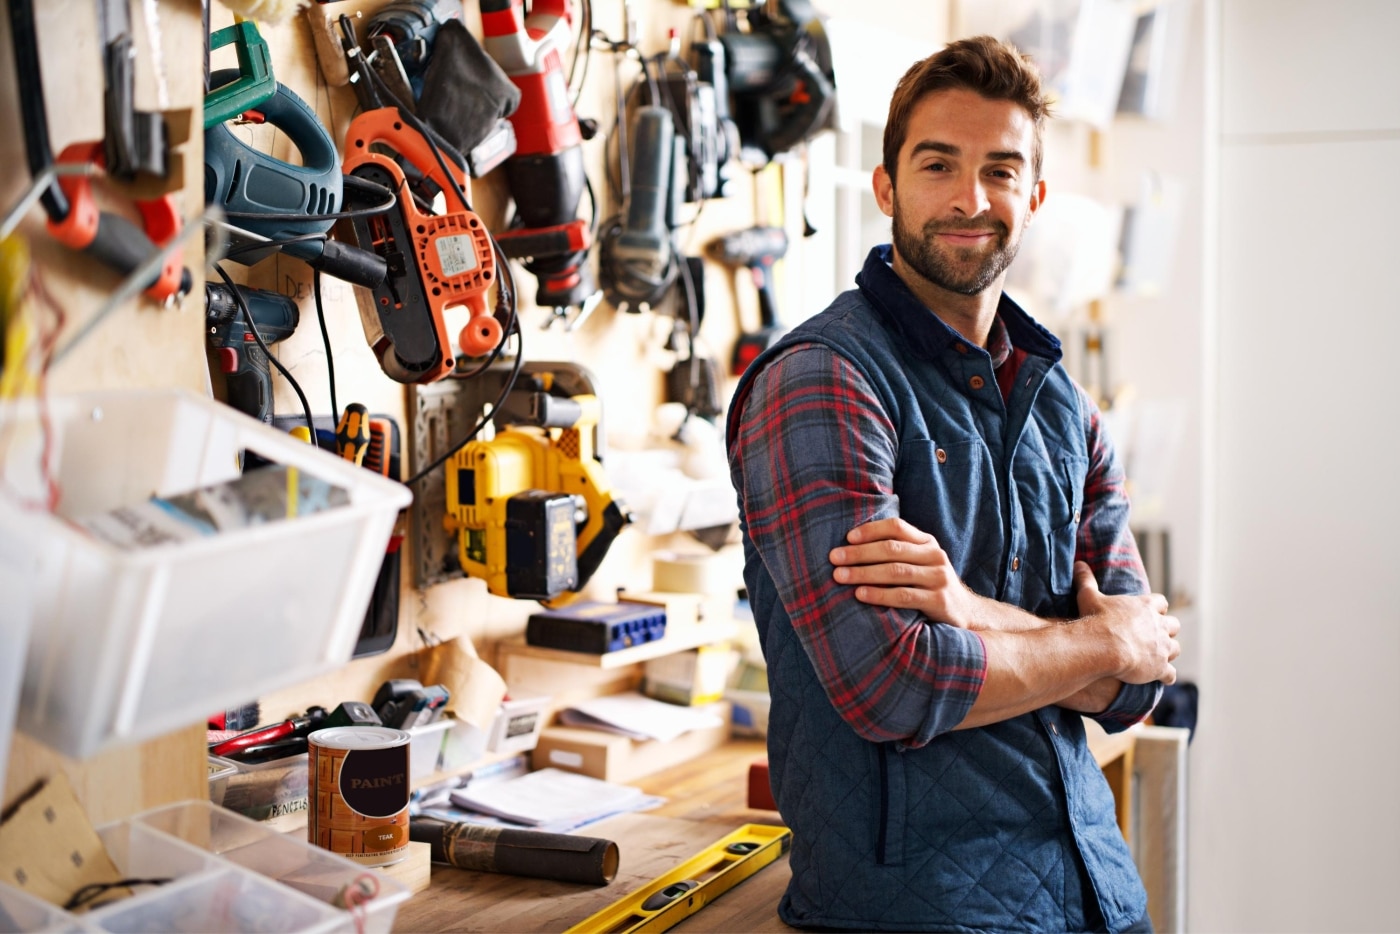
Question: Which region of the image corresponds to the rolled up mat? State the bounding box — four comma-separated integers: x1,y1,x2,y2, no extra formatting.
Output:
410,817,619,885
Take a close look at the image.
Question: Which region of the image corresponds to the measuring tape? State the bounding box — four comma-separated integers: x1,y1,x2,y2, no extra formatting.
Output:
565,824,791,934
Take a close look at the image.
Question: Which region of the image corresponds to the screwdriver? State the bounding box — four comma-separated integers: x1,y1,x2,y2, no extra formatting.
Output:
335,402,369,466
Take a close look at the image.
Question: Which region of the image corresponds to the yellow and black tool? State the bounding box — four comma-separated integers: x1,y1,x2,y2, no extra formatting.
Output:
565,824,791,934
444,374,631,604
335,402,370,466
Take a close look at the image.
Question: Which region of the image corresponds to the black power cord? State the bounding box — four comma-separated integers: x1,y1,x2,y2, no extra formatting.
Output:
313,268,338,426
213,261,316,440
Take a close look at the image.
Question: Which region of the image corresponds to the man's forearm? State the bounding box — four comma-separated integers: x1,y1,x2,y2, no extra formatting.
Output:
963,593,1126,714
1056,677,1125,715
955,623,1121,730
964,591,1060,632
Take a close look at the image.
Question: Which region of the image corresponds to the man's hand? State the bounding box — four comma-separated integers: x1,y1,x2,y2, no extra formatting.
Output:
829,518,980,627
1073,561,1181,685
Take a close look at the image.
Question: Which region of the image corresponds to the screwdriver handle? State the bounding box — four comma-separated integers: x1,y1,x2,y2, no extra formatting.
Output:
336,402,369,466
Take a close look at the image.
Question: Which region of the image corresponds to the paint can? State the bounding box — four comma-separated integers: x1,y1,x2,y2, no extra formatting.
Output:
307,726,412,866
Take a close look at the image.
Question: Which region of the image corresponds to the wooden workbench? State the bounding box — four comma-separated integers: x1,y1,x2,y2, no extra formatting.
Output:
393,724,1138,933
394,739,791,933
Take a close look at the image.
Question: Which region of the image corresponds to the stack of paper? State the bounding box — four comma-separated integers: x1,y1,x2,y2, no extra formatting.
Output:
558,691,725,743
448,768,649,828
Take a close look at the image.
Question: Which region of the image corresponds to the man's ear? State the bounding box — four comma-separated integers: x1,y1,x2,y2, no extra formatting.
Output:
1026,178,1047,224
873,165,895,218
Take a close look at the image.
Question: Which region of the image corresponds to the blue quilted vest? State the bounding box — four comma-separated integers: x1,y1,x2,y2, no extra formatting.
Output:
731,247,1147,932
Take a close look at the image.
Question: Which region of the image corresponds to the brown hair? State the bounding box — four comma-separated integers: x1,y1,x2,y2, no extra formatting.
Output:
883,35,1051,185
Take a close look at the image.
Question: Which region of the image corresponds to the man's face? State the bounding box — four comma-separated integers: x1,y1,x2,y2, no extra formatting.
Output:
873,88,1045,297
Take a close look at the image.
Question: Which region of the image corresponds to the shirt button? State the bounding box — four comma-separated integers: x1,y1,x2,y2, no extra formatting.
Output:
1011,556,1020,571
935,448,947,464
1073,509,1081,523
954,342,968,354
969,375,985,390
1050,722,1059,736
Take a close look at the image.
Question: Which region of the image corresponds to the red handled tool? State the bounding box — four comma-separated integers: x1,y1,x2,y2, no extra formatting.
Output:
9,0,190,303
209,706,327,758
479,0,596,312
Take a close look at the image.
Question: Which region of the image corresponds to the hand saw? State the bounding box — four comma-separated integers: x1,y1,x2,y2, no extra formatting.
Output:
341,107,502,384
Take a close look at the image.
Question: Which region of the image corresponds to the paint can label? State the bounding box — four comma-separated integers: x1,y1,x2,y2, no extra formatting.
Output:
308,727,411,867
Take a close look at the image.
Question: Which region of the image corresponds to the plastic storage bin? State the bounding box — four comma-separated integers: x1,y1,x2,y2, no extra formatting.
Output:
0,816,343,933
408,717,454,784
0,390,411,759
0,530,34,791
0,802,410,933
0,880,86,933
131,800,409,934
207,755,240,808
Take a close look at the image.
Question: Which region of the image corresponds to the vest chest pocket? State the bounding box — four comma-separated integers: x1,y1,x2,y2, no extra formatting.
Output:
1048,454,1088,595
896,439,991,572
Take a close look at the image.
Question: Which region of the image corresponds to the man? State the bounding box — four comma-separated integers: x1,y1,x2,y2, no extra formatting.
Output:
725,35,1180,933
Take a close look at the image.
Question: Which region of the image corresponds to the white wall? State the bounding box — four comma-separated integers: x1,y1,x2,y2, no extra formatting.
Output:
1193,0,1400,929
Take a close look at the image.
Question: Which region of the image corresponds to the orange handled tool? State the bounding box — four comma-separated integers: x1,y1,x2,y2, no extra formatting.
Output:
336,402,370,466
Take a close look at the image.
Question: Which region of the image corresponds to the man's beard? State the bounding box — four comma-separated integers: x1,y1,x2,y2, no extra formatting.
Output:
891,199,1021,296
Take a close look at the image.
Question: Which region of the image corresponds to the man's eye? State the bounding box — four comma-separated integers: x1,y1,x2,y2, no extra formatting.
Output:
925,162,949,172
988,169,1014,179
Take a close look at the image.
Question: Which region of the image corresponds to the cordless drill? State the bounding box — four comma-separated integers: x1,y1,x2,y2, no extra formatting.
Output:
707,226,789,375
205,282,299,423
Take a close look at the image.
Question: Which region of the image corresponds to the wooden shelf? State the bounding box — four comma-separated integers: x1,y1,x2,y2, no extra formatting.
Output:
495,620,740,670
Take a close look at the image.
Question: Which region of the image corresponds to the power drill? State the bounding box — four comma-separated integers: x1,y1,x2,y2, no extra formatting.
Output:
205,282,299,423
707,226,789,375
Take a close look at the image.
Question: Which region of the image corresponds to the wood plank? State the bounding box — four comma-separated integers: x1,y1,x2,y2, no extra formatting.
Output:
395,813,780,933
495,620,739,671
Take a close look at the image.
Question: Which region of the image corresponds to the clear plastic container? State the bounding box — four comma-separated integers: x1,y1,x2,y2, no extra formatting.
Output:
408,717,454,784
85,867,340,933
0,818,341,933
130,800,409,934
0,880,88,932
0,390,412,759
0,536,32,795
207,755,240,808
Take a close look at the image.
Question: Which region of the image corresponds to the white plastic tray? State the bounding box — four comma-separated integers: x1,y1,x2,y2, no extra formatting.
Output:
0,390,412,759
0,800,410,933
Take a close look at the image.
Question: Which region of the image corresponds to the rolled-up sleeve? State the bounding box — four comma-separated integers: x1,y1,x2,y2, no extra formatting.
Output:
1074,382,1163,732
728,344,986,746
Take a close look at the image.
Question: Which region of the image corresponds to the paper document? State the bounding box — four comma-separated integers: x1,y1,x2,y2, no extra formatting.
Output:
559,691,724,743
448,768,648,827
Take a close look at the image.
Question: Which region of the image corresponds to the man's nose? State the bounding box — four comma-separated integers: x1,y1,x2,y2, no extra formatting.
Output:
949,174,990,216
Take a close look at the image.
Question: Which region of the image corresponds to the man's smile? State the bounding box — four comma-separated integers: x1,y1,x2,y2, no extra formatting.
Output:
936,231,997,246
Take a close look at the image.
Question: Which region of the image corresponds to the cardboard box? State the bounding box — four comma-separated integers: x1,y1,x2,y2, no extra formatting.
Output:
531,701,731,784
643,645,738,706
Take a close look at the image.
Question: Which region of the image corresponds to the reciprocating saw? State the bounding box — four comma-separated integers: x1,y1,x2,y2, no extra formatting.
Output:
479,0,596,312
444,377,631,603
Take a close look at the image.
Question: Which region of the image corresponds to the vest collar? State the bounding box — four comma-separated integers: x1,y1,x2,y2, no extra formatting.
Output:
855,245,1063,364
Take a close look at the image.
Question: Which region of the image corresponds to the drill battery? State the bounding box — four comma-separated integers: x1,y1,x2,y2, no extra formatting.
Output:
525,601,667,655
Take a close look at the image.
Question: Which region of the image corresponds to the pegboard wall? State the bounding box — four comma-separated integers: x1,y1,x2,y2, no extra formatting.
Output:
0,0,828,761
2,0,940,812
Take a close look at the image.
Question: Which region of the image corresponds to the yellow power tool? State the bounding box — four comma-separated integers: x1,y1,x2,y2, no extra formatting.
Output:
445,377,631,603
